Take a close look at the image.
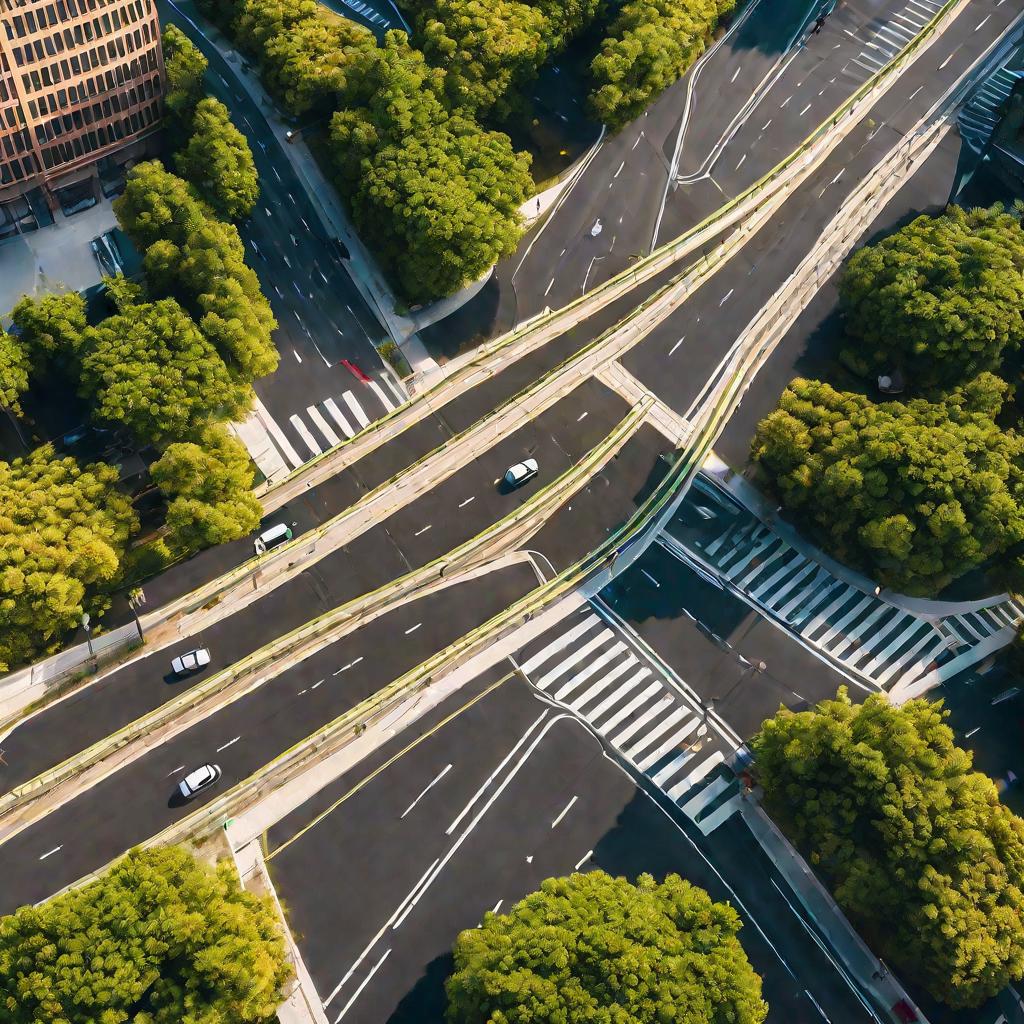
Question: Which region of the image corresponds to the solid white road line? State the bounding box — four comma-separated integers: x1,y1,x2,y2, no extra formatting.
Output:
334,949,391,1023
39,846,62,860
574,849,593,870
551,795,578,829
400,764,453,819
216,736,241,752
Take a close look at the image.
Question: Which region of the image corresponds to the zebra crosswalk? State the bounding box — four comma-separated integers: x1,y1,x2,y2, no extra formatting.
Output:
666,488,1024,690
843,0,945,82
517,609,740,833
233,374,407,483
959,65,1023,153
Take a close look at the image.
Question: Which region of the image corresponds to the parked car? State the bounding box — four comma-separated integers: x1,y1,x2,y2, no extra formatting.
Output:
171,648,211,676
177,763,222,800
504,458,539,488
254,522,292,554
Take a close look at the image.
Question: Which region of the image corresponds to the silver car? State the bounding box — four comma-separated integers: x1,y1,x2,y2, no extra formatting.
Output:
504,458,539,488
171,648,211,676
178,763,222,800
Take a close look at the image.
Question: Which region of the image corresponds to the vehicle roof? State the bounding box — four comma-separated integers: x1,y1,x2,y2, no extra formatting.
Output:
183,765,213,788
260,522,290,540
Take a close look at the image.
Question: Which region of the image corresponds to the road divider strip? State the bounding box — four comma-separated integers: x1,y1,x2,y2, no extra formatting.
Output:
0,404,649,838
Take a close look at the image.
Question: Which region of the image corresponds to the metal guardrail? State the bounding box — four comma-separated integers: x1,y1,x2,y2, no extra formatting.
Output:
1,402,649,822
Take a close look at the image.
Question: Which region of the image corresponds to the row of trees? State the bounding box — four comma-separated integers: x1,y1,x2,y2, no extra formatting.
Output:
0,30,271,668
753,688,1024,1008
446,871,768,1023
0,846,291,1023
753,204,1024,595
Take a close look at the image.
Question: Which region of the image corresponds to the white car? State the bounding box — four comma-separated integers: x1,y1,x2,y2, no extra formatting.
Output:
178,763,222,800
171,648,211,676
504,458,539,488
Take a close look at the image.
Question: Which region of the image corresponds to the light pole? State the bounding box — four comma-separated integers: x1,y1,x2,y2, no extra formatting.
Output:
81,613,96,670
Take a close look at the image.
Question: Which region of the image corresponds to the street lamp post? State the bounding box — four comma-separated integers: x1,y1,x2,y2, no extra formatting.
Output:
81,613,96,670
127,587,146,641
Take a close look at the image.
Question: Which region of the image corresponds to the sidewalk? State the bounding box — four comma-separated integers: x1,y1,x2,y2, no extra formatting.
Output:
164,0,437,375
739,792,930,1024
703,452,1015,620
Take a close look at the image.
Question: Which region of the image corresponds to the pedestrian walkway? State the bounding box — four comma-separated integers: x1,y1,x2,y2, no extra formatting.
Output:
665,482,1024,690
237,372,406,481
843,0,945,81
516,608,740,832
959,65,1024,153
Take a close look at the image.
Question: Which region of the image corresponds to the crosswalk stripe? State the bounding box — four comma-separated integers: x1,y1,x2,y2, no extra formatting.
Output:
369,380,396,412
830,605,894,657
537,630,615,690
666,751,725,800
627,707,691,764
565,655,636,711
697,792,744,835
254,396,304,469
343,391,372,429
608,696,675,751
876,629,943,686
521,614,603,674
652,749,694,787
680,774,731,819
382,374,407,405
289,414,323,457
550,644,629,702
585,667,651,723
323,397,356,439
559,654,636,708
229,415,289,482
636,718,700,773
596,683,663,735
307,405,341,448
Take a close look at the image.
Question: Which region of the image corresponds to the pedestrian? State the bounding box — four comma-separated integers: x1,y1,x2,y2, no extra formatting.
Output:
813,14,825,33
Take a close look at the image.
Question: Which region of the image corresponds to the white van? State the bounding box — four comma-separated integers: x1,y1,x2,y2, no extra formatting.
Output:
254,522,293,554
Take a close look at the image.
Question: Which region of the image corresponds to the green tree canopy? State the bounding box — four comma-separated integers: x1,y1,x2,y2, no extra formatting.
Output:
115,161,279,384
162,24,208,148
446,871,768,1024
753,688,1024,1008
79,297,248,445
175,97,259,220
0,445,136,670
0,845,291,1023
750,373,1024,594
152,424,262,550
330,34,532,302
411,0,551,115
589,0,732,129
9,290,87,369
0,331,29,412
839,205,1024,389
228,0,375,115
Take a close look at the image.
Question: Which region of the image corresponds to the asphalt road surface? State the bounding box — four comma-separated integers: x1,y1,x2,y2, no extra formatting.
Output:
0,563,539,913
267,670,878,1024
0,380,628,791
158,0,397,460
622,0,1020,419
422,0,937,356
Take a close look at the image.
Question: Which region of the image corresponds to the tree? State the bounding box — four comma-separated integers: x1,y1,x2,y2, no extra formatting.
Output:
750,373,1024,595
162,24,208,148
231,0,375,116
176,97,259,220
446,871,768,1024
0,331,29,412
329,35,532,302
9,290,87,369
753,688,1024,1008
0,845,291,1023
412,0,551,115
115,162,279,384
589,0,731,129
0,445,136,670
152,424,262,550
79,297,248,445
839,205,1024,389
